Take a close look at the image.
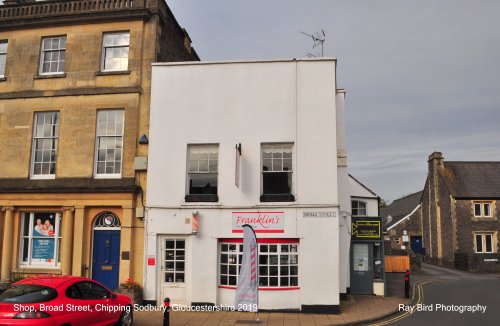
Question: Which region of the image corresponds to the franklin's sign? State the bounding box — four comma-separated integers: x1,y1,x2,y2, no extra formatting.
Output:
232,211,284,233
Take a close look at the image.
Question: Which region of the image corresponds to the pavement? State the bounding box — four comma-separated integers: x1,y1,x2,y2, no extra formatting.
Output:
134,295,407,326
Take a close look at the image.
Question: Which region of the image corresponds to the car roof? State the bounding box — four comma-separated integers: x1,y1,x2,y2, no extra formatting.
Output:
15,276,90,288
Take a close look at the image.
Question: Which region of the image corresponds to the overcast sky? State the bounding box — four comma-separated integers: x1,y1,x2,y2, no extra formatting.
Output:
167,0,500,202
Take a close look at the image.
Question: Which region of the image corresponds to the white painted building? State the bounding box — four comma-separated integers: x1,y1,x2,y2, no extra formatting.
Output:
145,58,349,313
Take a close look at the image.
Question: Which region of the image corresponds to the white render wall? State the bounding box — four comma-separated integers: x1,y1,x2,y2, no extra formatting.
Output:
349,176,379,216
146,59,345,310
336,90,351,295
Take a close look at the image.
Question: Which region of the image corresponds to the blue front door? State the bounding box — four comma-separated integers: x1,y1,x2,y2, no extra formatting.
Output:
411,236,423,254
92,230,120,291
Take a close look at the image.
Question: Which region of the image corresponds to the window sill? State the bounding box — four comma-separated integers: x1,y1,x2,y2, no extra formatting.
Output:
96,70,131,76
94,174,122,179
30,175,56,180
218,285,300,291
260,194,295,202
34,73,66,79
185,194,219,202
14,267,62,273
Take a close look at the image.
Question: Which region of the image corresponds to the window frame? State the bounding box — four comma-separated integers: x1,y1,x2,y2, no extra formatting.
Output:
218,239,299,290
474,232,495,254
39,35,66,75
94,109,125,179
101,31,130,72
185,144,219,202
19,212,62,269
260,143,295,202
30,111,60,180
473,202,493,218
0,40,7,78
351,200,367,216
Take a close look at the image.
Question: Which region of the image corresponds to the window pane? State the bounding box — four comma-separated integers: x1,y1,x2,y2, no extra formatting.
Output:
474,204,481,216
476,234,483,253
485,235,492,253
484,204,491,217
263,172,291,194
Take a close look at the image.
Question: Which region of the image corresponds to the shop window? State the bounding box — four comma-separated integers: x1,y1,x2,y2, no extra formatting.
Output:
31,112,59,179
261,143,294,202
185,144,218,202
94,110,124,178
39,36,66,75
19,212,62,268
0,40,7,77
351,200,367,216
219,240,299,288
101,32,130,72
473,202,492,218
474,233,495,253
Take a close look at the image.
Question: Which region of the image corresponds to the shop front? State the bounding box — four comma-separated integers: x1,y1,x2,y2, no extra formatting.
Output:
0,188,143,291
145,207,341,312
350,216,385,295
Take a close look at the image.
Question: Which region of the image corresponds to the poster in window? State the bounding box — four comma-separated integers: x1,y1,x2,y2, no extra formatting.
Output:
32,213,56,261
33,214,55,237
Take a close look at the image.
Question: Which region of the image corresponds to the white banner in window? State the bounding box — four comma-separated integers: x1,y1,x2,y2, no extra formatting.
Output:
232,211,284,233
234,225,258,312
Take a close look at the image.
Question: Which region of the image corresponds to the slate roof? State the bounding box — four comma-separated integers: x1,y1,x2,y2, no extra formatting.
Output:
381,191,422,229
440,162,500,198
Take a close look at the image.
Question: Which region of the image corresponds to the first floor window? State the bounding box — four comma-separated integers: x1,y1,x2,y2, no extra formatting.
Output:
475,233,495,253
186,144,218,198
352,200,367,216
261,143,294,202
95,110,124,177
0,40,7,77
20,212,62,267
219,240,299,288
31,111,59,178
473,202,492,218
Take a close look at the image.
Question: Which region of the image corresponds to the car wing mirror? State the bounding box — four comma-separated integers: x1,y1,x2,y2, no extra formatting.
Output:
111,293,117,299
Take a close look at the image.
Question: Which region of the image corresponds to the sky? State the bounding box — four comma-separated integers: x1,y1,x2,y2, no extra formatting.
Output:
166,0,500,202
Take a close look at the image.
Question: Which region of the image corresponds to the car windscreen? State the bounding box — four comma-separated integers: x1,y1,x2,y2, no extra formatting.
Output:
0,284,58,303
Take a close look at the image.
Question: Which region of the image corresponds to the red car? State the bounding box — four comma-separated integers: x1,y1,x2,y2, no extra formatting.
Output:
0,275,133,326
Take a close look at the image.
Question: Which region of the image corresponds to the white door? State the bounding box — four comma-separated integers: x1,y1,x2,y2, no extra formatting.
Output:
160,238,187,305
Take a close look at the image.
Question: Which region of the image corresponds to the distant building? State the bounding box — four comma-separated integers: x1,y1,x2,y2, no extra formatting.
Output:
422,152,500,272
382,191,423,254
0,0,198,290
146,58,349,312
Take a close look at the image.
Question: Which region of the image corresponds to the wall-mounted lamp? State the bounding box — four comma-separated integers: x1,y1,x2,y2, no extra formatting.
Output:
192,211,200,235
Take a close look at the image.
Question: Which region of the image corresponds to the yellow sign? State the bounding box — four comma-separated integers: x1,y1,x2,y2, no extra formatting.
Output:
352,220,381,239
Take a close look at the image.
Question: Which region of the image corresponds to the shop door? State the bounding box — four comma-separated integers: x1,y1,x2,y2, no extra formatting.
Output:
92,230,120,291
350,243,373,294
411,236,423,254
160,238,187,305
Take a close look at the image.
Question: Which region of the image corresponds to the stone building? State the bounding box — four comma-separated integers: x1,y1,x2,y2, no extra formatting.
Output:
0,0,198,290
422,152,500,272
382,191,423,254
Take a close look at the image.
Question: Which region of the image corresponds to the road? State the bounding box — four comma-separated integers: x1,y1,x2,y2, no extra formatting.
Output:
370,263,500,326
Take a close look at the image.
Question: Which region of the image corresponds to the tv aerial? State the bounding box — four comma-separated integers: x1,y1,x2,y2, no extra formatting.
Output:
300,30,325,57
